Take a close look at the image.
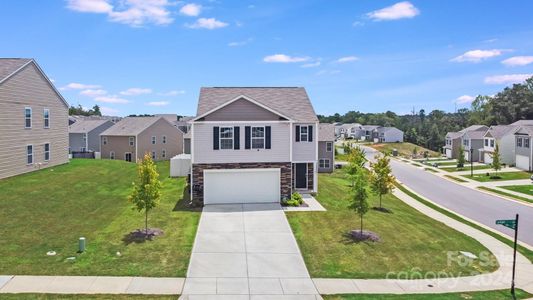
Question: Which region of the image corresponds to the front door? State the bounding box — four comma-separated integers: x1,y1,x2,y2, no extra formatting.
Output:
125,153,132,162
295,163,307,189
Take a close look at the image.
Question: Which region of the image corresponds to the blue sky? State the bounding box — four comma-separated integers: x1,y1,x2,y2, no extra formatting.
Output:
2,1,533,117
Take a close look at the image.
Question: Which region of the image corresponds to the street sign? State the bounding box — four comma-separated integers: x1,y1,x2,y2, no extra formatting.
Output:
496,219,517,230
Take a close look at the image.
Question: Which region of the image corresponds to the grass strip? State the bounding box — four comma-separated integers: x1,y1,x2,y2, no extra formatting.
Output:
444,175,468,183
478,187,533,204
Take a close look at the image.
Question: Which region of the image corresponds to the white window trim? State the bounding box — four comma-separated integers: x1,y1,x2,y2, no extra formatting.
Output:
44,143,50,162
151,136,156,145
129,136,135,146
251,126,265,149
319,159,330,169
219,126,234,150
326,142,333,152
162,135,167,144
110,151,115,160
124,152,132,161
161,149,166,158
43,108,50,129
525,138,530,149
103,136,108,145
517,137,523,147
300,126,308,142
25,107,32,129
151,151,157,160
26,144,33,165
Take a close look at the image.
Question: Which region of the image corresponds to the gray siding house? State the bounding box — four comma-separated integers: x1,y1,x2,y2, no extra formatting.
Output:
480,125,519,165
100,116,183,162
376,127,404,143
69,119,114,152
514,126,533,171
0,58,69,180
444,125,488,159
190,87,319,205
318,123,335,173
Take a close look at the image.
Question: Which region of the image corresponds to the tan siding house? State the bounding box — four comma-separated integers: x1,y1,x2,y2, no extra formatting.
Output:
100,116,183,162
0,58,69,180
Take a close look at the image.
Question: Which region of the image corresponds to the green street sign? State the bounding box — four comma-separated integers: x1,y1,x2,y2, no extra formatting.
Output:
496,219,517,230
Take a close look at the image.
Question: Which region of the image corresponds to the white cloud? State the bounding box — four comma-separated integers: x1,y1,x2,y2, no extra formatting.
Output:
119,87,152,96
367,1,420,21
501,56,533,67
159,90,186,96
61,82,101,90
180,3,202,17
301,61,321,68
94,95,130,104
80,89,108,97
66,0,113,13
455,95,475,104
336,56,359,63
484,74,533,85
186,18,228,29
100,106,120,115
146,101,170,106
67,0,174,27
228,38,253,47
263,54,310,63
451,49,504,63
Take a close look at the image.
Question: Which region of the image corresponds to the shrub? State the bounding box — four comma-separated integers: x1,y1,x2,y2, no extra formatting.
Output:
291,192,304,205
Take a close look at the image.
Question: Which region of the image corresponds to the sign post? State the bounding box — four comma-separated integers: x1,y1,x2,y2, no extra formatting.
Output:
496,214,519,300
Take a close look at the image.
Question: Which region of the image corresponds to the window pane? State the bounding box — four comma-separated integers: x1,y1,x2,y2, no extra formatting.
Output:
252,139,264,149
220,139,233,149
220,127,233,138
252,127,264,137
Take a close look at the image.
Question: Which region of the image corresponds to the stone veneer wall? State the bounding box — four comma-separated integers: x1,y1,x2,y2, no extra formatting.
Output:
307,162,314,190
192,162,292,203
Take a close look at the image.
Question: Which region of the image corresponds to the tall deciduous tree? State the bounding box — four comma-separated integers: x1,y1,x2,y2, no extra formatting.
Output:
128,154,162,235
370,154,396,209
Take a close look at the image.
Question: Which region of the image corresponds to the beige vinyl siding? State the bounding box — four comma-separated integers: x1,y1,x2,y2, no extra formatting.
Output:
203,98,281,121
0,63,68,179
193,122,290,164
100,136,136,161
137,118,183,161
292,123,317,162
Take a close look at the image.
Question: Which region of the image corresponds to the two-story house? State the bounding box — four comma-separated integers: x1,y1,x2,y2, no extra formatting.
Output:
318,123,335,173
514,125,533,171
190,87,319,205
0,58,69,179
69,119,115,153
376,127,404,143
444,125,488,159
480,125,519,165
100,116,183,162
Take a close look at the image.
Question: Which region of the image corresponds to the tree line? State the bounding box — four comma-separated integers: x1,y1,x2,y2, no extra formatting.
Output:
68,104,102,116
318,77,533,152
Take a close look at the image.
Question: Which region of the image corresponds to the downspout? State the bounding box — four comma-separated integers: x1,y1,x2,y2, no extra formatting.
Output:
190,122,194,201
314,121,318,193
289,121,293,196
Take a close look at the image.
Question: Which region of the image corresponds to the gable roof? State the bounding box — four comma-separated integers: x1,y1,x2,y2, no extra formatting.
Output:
446,131,463,139
459,125,488,133
378,127,402,133
318,123,335,141
69,119,112,134
484,125,518,139
464,130,486,140
196,87,318,122
361,125,381,131
515,125,533,136
0,58,69,108
511,120,533,126
100,116,165,136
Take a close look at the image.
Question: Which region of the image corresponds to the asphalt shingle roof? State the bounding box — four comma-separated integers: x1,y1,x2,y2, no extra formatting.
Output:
100,117,162,136
0,58,32,83
486,125,517,139
511,120,533,126
197,87,318,122
69,119,111,134
318,123,335,141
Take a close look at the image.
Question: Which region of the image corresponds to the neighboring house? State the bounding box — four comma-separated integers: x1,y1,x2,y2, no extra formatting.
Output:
461,129,487,162
444,125,488,159
190,87,319,205
360,125,381,141
0,58,69,180
68,119,114,152
514,125,533,171
100,116,183,162
480,125,519,165
183,130,191,154
376,127,404,143
318,123,335,173
335,123,361,139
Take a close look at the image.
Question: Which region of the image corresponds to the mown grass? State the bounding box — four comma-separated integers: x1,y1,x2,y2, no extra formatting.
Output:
501,184,533,197
463,171,532,182
323,289,531,300
478,187,533,204
441,165,493,172
286,169,498,278
443,175,469,183
0,159,200,276
370,142,441,158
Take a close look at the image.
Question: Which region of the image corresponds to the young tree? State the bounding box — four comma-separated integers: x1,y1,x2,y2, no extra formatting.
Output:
457,145,466,168
491,142,502,175
350,171,369,235
345,146,366,186
128,153,162,236
412,146,418,158
369,154,396,209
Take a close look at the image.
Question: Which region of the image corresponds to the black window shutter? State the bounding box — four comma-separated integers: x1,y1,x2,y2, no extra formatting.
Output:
245,126,251,149
265,126,271,149
213,126,219,150
308,125,313,142
295,125,300,142
234,126,240,149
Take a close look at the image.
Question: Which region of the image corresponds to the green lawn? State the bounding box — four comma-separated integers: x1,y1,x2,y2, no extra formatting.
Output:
478,187,533,204
411,162,424,167
424,168,439,173
501,184,533,196
370,142,441,158
0,159,200,277
444,175,469,183
462,171,533,182
323,289,531,300
441,165,493,172
425,161,459,166
0,295,177,300
286,169,498,278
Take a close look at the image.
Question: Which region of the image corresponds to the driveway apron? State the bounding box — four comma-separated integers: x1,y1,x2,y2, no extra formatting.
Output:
182,203,321,299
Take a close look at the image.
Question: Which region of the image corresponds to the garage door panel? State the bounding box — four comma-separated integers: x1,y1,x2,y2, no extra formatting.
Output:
204,169,280,205
516,155,530,171
484,153,493,165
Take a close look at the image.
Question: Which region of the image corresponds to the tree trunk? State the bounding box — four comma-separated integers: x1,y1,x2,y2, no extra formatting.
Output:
360,215,363,235
145,209,148,236
379,194,382,208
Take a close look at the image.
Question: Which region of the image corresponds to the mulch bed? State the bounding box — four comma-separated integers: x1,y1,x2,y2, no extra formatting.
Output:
350,230,381,242
123,228,164,244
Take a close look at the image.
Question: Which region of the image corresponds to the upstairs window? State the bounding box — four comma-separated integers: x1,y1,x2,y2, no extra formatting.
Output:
220,127,234,150
162,135,167,144
490,139,494,147
151,136,156,144
25,107,32,128
525,138,530,149
251,127,265,149
43,109,50,128
27,145,33,164
484,139,489,147
326,142,333,152
102,136,107,145
129,137,135,146
300,126,308,142
517,137,523,147
44,143,50,161
463,139,469,147
161,149,166,158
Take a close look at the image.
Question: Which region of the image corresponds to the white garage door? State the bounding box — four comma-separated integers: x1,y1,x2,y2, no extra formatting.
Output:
203,169,280,205
516,155,530,171
484,153,493,165
445,149,452,158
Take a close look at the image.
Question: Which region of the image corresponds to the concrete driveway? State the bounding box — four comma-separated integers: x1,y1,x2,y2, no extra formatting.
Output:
181,203,321,299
